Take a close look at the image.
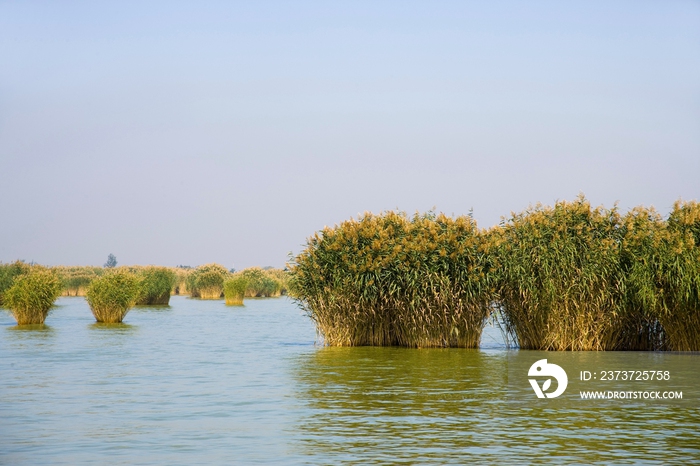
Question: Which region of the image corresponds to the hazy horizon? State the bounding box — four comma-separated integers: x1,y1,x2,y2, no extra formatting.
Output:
1,1,698,269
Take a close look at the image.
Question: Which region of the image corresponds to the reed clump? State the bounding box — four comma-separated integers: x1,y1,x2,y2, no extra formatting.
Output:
603,201,700,352
290,211,496,348
224,274,249,305
135,266,176,305
186,263,230,299
240,267,283,297
492,196,626,351
0,260,31,305
656,200,700,351
86,270,141,323
261,268,290,296
614,206,672,350
3,266,62,325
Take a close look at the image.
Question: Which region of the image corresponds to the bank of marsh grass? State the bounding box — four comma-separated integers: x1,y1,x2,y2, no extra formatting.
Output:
3,267,62,325
224,275,248,305
290,211,496,348
187,263,229,299
135,266,176,305
86,270,141,323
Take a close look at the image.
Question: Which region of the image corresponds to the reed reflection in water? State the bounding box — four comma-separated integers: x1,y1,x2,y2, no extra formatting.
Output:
292,347,700,464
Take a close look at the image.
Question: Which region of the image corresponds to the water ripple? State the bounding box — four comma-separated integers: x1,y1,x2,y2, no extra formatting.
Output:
0,298,698,464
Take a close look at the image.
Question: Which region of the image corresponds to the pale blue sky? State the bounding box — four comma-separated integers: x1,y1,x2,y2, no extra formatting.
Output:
1,1,698,269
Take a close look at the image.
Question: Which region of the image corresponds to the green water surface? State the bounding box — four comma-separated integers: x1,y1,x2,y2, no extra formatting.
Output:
1,296,698,464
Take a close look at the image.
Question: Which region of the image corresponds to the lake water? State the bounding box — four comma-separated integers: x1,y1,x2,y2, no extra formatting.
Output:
1,296,699,464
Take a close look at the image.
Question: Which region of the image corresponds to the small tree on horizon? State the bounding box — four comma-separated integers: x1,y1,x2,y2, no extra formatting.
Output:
104,254,117,268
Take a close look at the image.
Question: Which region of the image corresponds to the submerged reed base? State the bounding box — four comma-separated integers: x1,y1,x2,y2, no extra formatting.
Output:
306,291,490,348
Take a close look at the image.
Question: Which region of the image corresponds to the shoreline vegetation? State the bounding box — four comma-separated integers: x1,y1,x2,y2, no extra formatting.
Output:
289,196,700,351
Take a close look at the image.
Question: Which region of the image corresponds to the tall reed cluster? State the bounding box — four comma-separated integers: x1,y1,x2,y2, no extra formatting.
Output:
616,206,670,351
184,264,288,300
135,266,176,305
493,198,699,351
289,211,496,347
611,200,699,351
86,270,141,323
3,266,62,325
240,267,286,297
492,198,625,351
647,201,700,351
0,260,31,305
260,268,290,296
186,263,230,299
224,274,248,305
291,198,700,350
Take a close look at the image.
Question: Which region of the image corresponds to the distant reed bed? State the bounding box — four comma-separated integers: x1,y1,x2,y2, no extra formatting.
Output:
172,267,192,295
240,267,288,298
52,266,104,296
53,265,175,305
261,268,290,296
1,260,289,324
47,263,288,304
186,263,229,299
186,264,289,303
289,211,496,348
223,267,289,305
